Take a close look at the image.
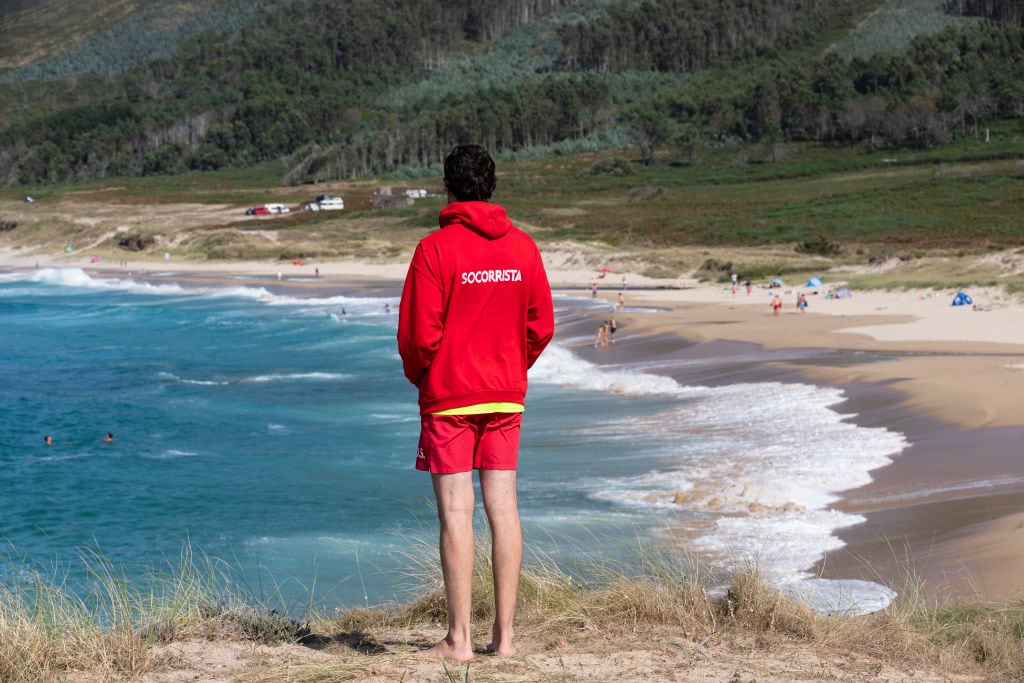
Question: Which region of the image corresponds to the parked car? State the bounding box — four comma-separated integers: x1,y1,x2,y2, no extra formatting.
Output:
303,196,344,211
246,206,270,215
265,203,290,214
317,196,345,210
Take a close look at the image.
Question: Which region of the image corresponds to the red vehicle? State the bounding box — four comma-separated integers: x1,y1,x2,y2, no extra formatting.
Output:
245,206,270,215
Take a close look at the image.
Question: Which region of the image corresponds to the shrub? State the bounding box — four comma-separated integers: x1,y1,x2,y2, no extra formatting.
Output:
629,185,662,201
117,234,155,251
966,164,991,181
580,156,634,176
698,258,733,274
795,234,842,256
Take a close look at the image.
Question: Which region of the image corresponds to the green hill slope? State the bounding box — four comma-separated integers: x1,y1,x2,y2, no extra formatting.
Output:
830,0,975,60
0,0,264,81
0,0,145,71
0,0,1021,188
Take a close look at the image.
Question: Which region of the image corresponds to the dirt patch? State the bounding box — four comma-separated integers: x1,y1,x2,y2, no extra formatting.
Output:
63,626,984,683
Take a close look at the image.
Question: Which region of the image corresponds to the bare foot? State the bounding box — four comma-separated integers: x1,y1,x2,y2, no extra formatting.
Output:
485,641,517,657
419,637,474,662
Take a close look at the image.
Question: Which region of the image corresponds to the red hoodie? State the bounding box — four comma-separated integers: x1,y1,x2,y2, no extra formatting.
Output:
397,201,554,415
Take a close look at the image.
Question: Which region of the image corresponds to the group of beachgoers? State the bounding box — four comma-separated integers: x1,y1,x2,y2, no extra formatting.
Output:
44,432,114,445
589,278,627,346
730,272,754,296
594,315,617,346
772,291,810,317
591,274,628,298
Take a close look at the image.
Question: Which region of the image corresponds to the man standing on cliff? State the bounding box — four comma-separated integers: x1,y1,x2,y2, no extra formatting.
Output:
398,144,555,661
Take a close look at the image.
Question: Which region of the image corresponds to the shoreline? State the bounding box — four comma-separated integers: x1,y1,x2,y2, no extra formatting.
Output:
5,253,1024,605
574,282,1024,605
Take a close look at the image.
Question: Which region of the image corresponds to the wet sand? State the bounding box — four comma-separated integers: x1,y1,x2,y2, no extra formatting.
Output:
579,286,1024,605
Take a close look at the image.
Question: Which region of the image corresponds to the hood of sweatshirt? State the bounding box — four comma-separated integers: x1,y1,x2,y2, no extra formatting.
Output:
438,201,512,240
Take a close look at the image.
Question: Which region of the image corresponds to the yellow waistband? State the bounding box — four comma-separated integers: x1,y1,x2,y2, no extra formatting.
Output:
433,402,525,415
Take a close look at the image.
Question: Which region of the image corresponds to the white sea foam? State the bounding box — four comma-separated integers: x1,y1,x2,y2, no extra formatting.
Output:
245,372,351,383
30,267,189,295
530,343,908,615
859,475,1024,506
157,372,224,386
147,449,199,459
158,371,351,386
368,413,419,423
17,268,396,315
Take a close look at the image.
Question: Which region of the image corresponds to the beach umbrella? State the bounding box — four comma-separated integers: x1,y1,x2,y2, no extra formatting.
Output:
772,278,785,285
806,277,823,287
601,268,612,273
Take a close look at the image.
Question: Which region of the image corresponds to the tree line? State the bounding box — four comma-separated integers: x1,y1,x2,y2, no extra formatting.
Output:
0,0,1022,187
946,0,1022,27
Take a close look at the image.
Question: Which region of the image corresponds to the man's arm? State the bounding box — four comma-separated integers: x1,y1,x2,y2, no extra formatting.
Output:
397,243,445,385
525,250,554,369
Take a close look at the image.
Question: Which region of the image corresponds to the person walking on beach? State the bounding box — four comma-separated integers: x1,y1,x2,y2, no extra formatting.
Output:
398,144,555,662
608,315,617,343
617,291,624,312
772,293,782,316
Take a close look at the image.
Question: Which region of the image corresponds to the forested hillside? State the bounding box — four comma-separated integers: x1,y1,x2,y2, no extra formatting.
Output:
0,0,255,75
0,0,1022,187
948,0,1022,26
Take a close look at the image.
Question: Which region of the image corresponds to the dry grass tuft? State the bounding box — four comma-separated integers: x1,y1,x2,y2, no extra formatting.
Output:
3,535,1023,681
719,566,818,638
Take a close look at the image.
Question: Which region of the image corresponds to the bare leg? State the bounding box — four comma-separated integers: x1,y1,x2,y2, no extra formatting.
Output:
479,469,521,656
422,471,476,661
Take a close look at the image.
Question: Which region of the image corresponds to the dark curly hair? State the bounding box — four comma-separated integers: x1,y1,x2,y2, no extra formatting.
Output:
443,144,496,202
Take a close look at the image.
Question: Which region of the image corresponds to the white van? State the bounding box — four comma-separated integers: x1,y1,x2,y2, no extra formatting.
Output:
264,203,290,214
317,197,344,210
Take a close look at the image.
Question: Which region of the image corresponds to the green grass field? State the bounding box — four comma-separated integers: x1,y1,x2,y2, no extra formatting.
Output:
2,129,1022,276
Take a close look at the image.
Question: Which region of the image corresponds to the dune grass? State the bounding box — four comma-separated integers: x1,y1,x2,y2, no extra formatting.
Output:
2,534,1022,681
0,544,307,682
6,528,1015,683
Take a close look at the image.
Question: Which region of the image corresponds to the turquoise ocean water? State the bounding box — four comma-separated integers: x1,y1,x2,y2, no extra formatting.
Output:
0,267,908,614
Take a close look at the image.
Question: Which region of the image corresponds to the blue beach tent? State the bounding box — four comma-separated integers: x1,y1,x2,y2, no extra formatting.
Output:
951,291,973,306
806,277,823,287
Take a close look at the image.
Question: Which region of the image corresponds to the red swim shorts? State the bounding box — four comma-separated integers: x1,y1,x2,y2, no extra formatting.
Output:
416,412,523,474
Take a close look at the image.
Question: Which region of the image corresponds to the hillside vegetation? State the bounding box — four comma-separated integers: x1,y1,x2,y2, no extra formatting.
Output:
2,131,1022,288
0,0,266,82
0,0,1022,191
